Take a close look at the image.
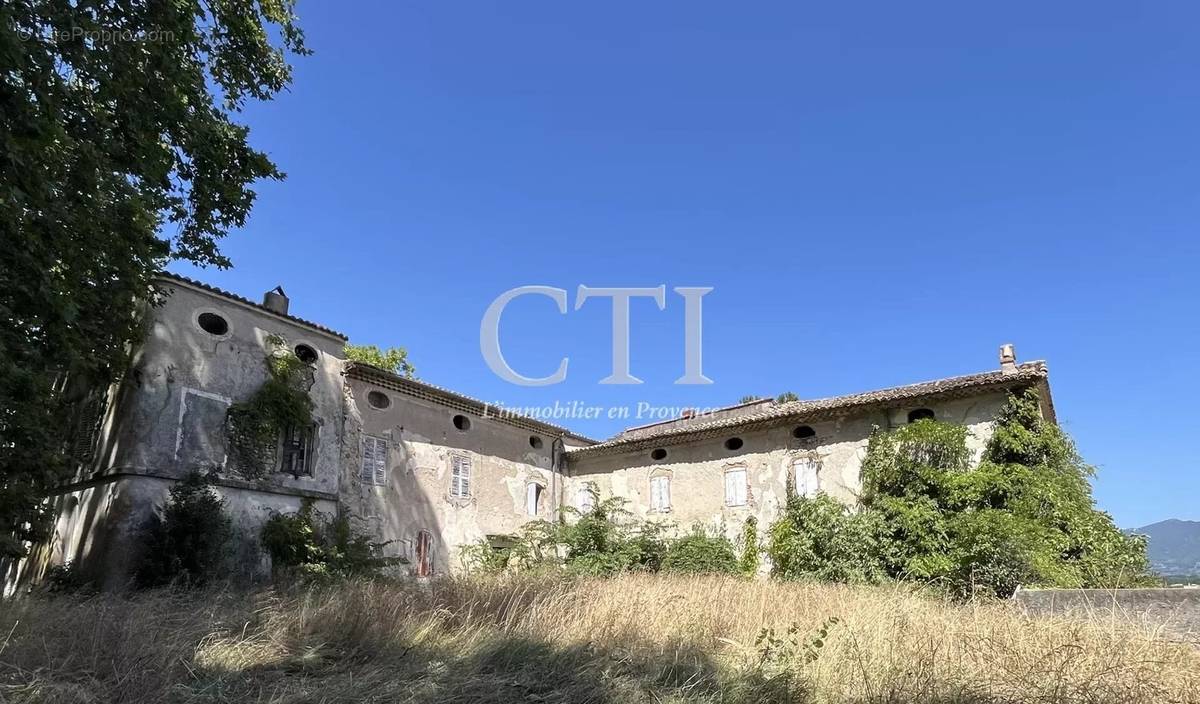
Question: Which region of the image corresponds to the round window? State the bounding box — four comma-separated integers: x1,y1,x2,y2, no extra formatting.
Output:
792,425,816,440
453,414,471,431
197,312,229,336
724,437,744,451
294,344,318,364
529,436,544,449
650,448,667,461
367,391,391,410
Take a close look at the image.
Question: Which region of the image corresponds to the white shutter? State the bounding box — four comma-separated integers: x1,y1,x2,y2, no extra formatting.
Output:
725,468,747,506
650,476,670,511
361,436,387,485
373,437,387,486
526,483,540,515
360,436,375,483
794,459,820,497
451,455,472,498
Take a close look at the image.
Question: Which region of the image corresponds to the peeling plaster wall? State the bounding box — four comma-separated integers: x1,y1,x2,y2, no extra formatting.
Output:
342,377,563,575
564,393,1011,547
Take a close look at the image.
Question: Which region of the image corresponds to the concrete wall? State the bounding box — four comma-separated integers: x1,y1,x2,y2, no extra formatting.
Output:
565,393,1010,546
342,376,566,574
1012,588,1200,643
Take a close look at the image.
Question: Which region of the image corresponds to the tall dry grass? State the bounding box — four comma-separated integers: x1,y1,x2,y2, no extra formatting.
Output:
1,574,1197,703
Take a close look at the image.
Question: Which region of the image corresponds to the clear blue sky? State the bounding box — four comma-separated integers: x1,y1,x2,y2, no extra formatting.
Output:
172,1,1200,529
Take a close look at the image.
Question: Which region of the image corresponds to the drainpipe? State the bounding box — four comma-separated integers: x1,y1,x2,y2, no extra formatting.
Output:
552,435,566,519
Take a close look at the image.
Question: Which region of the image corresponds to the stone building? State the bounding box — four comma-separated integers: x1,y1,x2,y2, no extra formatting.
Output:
3,274,1055,589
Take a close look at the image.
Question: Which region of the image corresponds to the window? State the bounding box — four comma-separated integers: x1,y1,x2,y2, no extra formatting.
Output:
792,457,821,498
576,485,596,512
280,424,315,477
650,475,671,512
792,425,816,440
415,530,433,577
650,448,667,461
294,344,318,364
453,414,471,431
367,390,391,410
360,434,388,485
907,408,935,423
724,437,744,451
724,466,748,506
197,312,229,336
529,435,544,449
526,482,544,516
450,454,472,498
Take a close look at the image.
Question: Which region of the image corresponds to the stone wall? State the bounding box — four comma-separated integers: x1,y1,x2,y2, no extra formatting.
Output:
1012,588,1200,643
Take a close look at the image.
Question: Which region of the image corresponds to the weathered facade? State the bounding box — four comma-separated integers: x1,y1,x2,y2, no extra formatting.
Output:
4,274,1056,590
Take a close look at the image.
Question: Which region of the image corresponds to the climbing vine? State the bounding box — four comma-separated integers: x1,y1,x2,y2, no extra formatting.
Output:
226,334,314,479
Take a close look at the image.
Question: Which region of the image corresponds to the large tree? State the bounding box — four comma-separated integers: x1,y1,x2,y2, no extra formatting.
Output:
0,1,307,557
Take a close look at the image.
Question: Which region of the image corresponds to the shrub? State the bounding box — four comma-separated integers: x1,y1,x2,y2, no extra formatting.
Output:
136,471,232,587
768,495,885,583
739,516,760,576
260,500,392,580
662,528,738,574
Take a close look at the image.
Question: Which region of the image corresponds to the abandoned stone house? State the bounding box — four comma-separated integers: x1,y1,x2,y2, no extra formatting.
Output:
4,273,1056,590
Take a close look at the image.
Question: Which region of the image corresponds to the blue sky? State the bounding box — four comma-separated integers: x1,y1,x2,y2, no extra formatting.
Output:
172,1,1200,529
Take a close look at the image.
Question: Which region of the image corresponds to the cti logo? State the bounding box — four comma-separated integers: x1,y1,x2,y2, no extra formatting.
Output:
480,285,712,387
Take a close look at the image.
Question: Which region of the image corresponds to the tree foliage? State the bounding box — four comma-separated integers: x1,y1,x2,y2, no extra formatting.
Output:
135,472,232,587
769,390,1149,597
1,1,307,557
260,500,393,580
344,344,417,378
225,334,314,479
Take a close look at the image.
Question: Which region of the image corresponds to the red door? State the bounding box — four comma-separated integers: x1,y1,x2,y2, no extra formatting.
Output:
415,531,433,577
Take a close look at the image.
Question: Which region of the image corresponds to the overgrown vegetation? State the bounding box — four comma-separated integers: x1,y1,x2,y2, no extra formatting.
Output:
767,390,1150,597
225,335,314,479
344,343,417,378
135,472,233,588
260,500,394,580
1,0,307,558
3,574,1197,703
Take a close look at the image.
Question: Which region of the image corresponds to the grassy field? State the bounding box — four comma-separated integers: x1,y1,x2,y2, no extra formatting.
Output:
1,574,1197,703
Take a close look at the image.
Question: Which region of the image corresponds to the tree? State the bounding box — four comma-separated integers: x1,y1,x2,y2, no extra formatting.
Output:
344,344,417,378
136,472,232,587
776,391,799,403
1,2,308,557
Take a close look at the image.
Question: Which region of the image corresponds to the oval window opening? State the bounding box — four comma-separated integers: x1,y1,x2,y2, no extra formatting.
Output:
724,437,744,451
367,391,391,410
792,425,816,440
197,312,229,336
650,448,667,461
907,408,935,423
529,436,543,449
453,414,471,431
294,344,318,364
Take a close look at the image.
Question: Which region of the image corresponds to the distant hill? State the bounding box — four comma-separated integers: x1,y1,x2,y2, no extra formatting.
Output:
1132,519,1200,576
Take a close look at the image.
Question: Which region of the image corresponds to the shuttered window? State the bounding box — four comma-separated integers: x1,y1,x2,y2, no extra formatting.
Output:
450,455,472,498
793,458,821,498
650,475,671,512
576,485,596,512
724,467,748,506
360,435,388,485
526,483,543,516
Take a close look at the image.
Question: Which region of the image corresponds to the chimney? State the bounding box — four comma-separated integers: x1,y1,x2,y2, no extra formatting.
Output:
680,408,696,420
999,343,1017,375
262,286,289,315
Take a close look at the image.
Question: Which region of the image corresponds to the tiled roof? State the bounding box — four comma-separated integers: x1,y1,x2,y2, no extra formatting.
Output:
566,361,1052,458
344,362,599,444
154,271,348,340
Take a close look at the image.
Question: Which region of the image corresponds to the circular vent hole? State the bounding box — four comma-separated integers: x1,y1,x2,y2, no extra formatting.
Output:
294,344,318,364
724,437,744,451
650,448,667,461
367,391,391,410
529,436,543,449
197,312,229,336
792,425,816,440
453,414,471,431
907,408,935,423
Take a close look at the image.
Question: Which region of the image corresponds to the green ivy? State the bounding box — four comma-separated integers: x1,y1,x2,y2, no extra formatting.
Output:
260,500,394,580
225,335,314,479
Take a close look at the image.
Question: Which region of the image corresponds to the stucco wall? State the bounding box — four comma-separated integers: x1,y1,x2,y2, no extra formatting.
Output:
342,377,566,574
565,393,1010,546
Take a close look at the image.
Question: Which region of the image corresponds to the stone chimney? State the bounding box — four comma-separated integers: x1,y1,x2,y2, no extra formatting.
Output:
680,408,696,420
262,286,289,315
999,343,1017,375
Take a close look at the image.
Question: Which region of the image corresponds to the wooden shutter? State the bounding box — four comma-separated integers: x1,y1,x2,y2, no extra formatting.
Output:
451,455,471,497
725,468,747,506
360,436,375,483
362,435,386,485
373,437,387,485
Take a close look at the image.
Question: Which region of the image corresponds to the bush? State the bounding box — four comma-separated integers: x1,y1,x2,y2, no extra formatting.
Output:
136,472,232,587
739,517,760,576
768,495,885,583
260,500,392,580
662,528,738,574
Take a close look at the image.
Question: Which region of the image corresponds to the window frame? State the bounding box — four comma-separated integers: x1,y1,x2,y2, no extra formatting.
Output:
525,482,544,516
791,456,822,498
649,474,672,512
280,423,317,478
450,454,473,498
724,465,749,507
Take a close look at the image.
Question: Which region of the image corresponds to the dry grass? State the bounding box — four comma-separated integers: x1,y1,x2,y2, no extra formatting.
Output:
1,574,1197,703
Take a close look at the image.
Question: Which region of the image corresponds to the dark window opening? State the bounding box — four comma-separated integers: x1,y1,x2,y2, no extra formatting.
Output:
907,408,935,423
529,435,544,449
280,424,315,478
792,425,816,440
294,344,318,364
650,448,667,461
453,414,471,431
197,312,228,336
724,437,744,451
416,530,433,577
367,390,391,410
